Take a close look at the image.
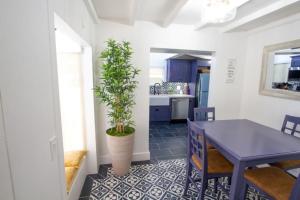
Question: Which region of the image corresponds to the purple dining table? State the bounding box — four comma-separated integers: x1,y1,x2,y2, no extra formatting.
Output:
192,119,300,200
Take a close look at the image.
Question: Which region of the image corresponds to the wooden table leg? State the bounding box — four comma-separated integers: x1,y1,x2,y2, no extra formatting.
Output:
229,161,246,200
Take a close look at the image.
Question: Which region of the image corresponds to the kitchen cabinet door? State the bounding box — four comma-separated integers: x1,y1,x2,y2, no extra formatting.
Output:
291,56,300,68
167,59,191,82
150,106,171,122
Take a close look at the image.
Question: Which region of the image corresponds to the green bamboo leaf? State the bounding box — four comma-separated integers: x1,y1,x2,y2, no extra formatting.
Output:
94,39,140,136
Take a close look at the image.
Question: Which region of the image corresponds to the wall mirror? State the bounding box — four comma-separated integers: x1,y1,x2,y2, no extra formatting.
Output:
260,39,300,100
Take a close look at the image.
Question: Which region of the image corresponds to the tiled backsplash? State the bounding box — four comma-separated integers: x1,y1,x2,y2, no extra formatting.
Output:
150,82,186,94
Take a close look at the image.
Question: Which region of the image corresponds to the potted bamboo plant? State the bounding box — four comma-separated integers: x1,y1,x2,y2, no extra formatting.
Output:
94,39,140,176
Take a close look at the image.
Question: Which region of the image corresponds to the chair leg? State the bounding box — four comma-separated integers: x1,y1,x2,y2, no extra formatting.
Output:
198,176,207,200
183,161,192,196
242,182,249,199
228,177,232,185
213,178,218,193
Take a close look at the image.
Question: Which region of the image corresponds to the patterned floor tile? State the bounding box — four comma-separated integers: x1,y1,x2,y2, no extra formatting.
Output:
161,191,180,199
102,176,121,188
103,191,122,200
90,185,110,199
155,177,172,189
135,179,153,192
113,182,132,196
147,185,166,199
87,159,267,200
132,168,149,178
123,188,143,200
124,174,141,186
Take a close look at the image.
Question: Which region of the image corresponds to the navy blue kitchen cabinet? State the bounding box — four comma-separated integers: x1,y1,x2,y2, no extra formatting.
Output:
150,106,171,122
166,59,191,82
291,56,300,68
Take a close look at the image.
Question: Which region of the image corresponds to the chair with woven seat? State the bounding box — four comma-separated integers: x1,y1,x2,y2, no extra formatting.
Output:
194,107,215,121
193,107,226,187
183,119,233,199
194,107,215,149
243,167,300,200
270,115,300,170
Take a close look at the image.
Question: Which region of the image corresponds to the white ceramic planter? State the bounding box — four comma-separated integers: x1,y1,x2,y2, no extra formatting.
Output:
106,132,134,176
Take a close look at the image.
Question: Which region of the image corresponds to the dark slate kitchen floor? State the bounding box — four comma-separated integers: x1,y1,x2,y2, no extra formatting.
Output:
149,122,187,161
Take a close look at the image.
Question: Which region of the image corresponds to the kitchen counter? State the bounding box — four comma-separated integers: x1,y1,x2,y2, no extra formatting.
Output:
150,94,194,106
150,94,194,98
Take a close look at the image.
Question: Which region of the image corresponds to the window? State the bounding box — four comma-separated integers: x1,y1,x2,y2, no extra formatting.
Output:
56,30,85,151
149,67,165,85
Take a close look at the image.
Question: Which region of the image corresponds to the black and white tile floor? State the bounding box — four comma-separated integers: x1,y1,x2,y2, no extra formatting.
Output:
79,159,265,200
79,122,267,199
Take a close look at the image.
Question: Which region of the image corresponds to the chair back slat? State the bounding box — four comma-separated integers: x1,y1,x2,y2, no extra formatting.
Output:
194,107,215,121
187,119,208,173
281,115,300,136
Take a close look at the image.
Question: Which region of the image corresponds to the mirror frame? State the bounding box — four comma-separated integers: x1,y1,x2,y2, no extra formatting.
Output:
259,39,300,101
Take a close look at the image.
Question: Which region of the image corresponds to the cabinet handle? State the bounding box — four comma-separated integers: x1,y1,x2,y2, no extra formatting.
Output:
49,136,57,161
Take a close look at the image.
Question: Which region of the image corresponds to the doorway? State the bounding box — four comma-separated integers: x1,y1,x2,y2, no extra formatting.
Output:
148,48,214,161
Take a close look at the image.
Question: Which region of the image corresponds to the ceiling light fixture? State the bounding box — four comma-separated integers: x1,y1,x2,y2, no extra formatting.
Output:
200,0,250,24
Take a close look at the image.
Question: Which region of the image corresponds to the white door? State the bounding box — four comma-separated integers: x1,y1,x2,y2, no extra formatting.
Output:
0,92,14,200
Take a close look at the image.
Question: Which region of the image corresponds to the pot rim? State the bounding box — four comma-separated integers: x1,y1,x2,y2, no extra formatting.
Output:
106,127,135,137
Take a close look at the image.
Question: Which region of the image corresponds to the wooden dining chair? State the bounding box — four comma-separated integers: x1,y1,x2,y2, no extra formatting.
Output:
194,107,215,150
194,107,215,122
243,167,300,200
193,107,229,186
270,115,300,170
184,119,233,199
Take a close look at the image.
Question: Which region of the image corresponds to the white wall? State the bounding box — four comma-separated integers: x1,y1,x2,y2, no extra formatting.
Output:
53,0,95,46
240,16,300,129
209,33,247,120
94,20,247,163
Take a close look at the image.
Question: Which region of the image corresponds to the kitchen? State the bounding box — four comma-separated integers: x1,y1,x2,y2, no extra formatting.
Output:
271,48,300,92
149,49,212,160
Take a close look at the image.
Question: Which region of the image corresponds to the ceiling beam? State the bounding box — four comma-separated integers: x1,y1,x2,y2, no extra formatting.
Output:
83,0,100,24
162,0,188,27
128,0,141,26
222,0,300,33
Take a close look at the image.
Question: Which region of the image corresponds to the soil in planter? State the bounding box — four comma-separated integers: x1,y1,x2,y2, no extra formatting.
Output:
106,126,135,137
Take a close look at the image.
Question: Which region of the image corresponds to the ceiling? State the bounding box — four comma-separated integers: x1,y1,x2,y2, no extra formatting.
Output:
86,0,300,32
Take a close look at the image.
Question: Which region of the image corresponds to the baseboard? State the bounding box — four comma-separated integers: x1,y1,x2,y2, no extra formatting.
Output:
99,151,150,165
